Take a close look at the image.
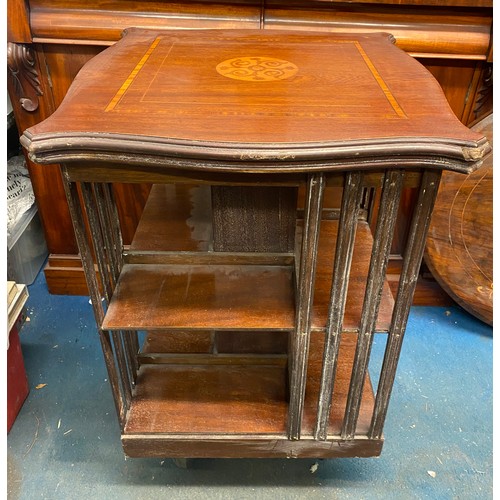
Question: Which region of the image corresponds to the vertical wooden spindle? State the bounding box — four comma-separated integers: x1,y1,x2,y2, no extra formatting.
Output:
102,184,140,369
288,172,325,440
314,171,364,440
341,170,404,439
80,183,133,408
369,169,442,439
61,168,125,427
94,183,121,284
102,183,124,274
80,183,113,303
123,330,139,384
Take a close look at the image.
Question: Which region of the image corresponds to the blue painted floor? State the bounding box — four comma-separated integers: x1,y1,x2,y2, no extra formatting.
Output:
8,271,492,499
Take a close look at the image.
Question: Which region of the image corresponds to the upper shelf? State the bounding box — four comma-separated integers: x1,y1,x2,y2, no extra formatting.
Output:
22,29,489,174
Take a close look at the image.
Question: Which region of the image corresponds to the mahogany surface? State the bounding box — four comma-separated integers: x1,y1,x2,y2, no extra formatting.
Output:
125,333,375,437
22,30,487,172
425,114,493,324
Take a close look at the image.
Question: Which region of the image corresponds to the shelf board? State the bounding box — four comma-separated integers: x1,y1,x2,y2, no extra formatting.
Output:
123,332,378,457
130,183,212,252
102,264,295,331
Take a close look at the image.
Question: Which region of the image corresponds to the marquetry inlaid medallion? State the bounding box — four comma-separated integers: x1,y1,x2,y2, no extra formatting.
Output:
216,57,298,81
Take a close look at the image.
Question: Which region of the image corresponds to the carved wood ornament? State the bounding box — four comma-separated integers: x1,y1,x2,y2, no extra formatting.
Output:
7,42,43,112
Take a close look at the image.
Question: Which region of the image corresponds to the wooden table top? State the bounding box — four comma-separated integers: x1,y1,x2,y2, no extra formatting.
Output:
425,114,493,325
22,29,489,173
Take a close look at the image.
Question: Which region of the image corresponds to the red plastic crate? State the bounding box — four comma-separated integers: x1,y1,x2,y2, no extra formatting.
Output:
7,320,29,433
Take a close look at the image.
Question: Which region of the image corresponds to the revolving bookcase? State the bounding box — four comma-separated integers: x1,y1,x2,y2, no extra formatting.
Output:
21,29,489,459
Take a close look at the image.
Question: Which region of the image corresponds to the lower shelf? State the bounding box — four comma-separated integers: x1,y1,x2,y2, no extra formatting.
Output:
122,332,381,458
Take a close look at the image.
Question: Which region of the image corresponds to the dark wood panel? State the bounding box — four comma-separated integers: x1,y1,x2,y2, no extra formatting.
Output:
44,258,89,295
41,44,105,106
212,186,297,252
7,42,78,255
28,0,492,60
215,331,288,354
112,183,152,245
267,0,492,7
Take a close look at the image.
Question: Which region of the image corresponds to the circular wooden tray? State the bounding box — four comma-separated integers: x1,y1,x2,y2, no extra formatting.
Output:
425,114,493,325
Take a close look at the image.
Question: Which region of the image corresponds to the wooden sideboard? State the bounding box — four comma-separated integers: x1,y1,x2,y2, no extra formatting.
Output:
7,0,493,296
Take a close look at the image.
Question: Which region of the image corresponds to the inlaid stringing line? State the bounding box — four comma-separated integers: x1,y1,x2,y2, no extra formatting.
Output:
140,42,176,104
454,169,492,283
353,41,407,119
105,37,162,112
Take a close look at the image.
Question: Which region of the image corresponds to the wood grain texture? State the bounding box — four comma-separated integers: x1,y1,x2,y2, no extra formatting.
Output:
421,58,481,122
143,331,214,354
105,217,394,333
102,264,296,331
214,331,288,354
313,221,394,333
263,3,491,58
7,0,32,43
425,114,492,325
7,42,80,256
124,333,375,439
288,173,325,439
28,0,491,60
341,170,404,440
22,30,488,173
30,0,262,41
130,184,212,252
